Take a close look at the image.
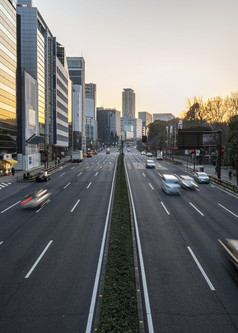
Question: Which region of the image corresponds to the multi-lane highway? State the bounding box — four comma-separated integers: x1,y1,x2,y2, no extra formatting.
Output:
1,147,238,333
0,151,117,333
125,147,238,333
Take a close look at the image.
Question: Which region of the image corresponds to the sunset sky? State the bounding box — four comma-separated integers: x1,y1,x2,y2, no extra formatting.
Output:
33,0,238,118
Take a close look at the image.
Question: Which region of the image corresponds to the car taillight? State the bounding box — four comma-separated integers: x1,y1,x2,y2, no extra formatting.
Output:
21,196,32,205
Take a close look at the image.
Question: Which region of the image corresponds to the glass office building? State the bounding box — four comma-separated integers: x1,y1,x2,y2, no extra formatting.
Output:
0,0,17,153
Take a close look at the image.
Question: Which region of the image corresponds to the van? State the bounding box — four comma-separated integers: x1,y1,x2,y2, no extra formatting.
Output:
162,174,181,195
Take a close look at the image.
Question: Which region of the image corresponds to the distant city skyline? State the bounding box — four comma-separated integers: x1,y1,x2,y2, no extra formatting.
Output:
34,0,238,118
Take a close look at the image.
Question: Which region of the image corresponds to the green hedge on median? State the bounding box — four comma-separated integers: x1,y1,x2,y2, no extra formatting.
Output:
97,154,139,333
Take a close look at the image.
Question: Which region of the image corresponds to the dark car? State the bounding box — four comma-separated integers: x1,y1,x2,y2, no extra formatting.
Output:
21,189,51,208
35,171,51,182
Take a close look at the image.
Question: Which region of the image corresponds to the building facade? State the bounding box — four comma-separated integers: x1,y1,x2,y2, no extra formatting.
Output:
121,115,142,141
122,88,135,118
138,111,152,136
97,107,120,146
153,113,175,122
85,83,97,146
52,40,69,154
67,57,86,153
0,0,17,159
17,0,54,167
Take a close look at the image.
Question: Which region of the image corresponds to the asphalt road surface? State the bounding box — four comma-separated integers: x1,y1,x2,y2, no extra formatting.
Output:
125,147,238,333
0,150,117,333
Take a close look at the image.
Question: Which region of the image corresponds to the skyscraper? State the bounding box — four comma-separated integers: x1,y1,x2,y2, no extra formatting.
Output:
97,108,120,145
67,57,86,152
0,0,17,154
122,88,135,118
85,83,97,146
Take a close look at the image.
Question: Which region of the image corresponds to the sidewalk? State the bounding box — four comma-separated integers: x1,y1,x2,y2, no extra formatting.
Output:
0,156,71,184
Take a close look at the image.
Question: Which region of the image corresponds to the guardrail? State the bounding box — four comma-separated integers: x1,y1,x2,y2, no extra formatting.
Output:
185,166,238,194
17,159,71,183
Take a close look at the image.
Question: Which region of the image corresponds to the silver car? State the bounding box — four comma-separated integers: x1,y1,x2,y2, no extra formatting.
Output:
162,174,181,195
194,172,209,184
179,175,198,190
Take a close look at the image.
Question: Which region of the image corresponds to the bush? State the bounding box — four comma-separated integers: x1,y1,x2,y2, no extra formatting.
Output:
97,154,138,332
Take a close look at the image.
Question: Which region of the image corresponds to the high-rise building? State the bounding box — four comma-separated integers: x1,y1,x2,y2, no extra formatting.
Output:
0,0,17,156
122,88,135,118
121,115,142,141
138,111,152,136
17,0,53,138
85,83,97,146
97,107,120,145
52,40,69,153
67,57,86,152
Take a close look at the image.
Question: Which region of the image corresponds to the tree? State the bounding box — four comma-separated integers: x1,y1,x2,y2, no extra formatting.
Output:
147,120,168,151
225,115,238,185
224,92,238,121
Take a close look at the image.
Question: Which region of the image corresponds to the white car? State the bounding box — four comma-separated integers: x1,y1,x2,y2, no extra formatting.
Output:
194,172,209,184
162,174,181,195
146,160,155,169
146,152,153,157
179,175,198,190
141,151,146,155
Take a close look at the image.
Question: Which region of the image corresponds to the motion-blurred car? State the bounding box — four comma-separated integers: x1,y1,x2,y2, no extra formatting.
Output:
218,238,238,271
194,172,209,184
127,148,130,152
162,174,181,195
146,160,155,169
141,151,146,155
20,189,51,208
146,152,153,157
86,152,93,157
179,175,198,190
35,171,51,182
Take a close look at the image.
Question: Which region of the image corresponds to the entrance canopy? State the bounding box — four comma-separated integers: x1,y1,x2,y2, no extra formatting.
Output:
4,158,18,164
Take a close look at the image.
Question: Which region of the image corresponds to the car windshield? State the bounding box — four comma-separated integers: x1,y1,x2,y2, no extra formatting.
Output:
167,179,179,184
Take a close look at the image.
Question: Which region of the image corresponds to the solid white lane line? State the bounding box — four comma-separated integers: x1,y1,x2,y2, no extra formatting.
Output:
71,199,80,212
59,172,65,177
64,182,71,189
85,157,118,333
1,201,21,214
161,202,170,215
218,203,238,218
125,161,154,333
187,246,215,291
149,183,154,190
87,182,92,189
77,172,82,176
95,172,98,176
189,202,204,216
142,172,145,177
25,240,53,279
157,172,162,177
